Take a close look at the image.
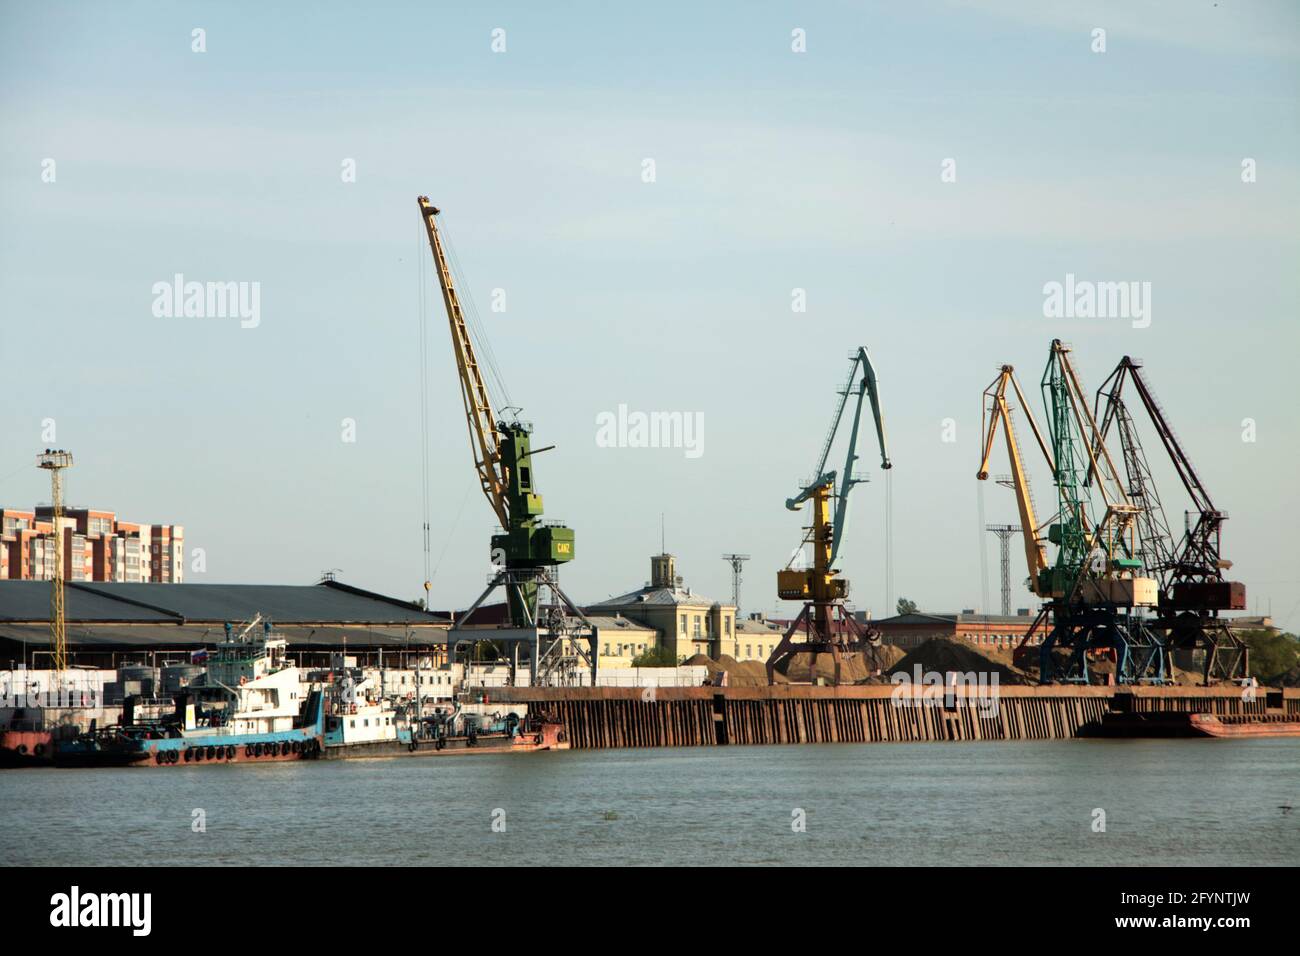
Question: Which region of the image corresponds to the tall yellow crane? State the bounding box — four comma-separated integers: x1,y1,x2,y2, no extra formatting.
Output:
37,449,74,673
417,198,508,530
977,365,1052,595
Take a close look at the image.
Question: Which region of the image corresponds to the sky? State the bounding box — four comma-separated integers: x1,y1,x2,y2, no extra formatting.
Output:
1,1,1297,631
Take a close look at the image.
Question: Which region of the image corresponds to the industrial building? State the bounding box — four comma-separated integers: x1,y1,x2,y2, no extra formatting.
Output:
0,579,450,670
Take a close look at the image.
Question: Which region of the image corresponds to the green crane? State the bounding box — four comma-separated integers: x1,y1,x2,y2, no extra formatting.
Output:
1036,340,1165,683
418,197,575,628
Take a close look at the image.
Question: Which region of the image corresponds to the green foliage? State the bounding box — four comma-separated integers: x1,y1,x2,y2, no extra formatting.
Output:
896,597,919,616
1242,629,1299,682
631,644,679,667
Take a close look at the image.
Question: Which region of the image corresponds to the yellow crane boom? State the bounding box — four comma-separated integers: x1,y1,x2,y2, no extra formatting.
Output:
417,196,509,528
977,366,1051,595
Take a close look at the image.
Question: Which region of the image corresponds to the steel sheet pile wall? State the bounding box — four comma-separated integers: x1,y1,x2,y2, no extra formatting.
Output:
1122,691,1267,716
547,697,719,748
721,692,1110,744
485,685,1288,749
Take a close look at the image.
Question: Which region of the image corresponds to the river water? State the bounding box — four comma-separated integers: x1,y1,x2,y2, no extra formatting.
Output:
3,740,1297,866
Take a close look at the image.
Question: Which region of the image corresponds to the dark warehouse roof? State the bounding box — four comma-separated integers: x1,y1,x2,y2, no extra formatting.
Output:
0,622,440,649
0,580,448,626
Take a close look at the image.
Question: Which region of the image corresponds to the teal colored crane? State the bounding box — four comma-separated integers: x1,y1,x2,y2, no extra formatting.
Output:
1036,340,1166,683
770,347,892,685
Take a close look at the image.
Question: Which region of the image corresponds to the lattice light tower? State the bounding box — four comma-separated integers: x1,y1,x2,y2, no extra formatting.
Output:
37,449,74,672
721,554,750,614
985,523,1020,617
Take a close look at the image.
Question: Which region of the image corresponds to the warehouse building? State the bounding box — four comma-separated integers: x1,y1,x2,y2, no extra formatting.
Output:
0,579,450,670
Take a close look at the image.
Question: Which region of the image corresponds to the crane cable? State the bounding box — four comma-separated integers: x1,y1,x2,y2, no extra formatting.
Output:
417,209,511,600
417,222,432,595
885,468,894,615
437,212,514,416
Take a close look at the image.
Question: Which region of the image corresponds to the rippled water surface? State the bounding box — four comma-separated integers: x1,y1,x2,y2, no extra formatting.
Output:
3,739,1297,865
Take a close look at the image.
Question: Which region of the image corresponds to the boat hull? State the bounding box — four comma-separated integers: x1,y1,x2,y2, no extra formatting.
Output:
1085,711,1300,739
1188,713,1300,738
323,722,571,759
57,733,324,768
0,730,55,768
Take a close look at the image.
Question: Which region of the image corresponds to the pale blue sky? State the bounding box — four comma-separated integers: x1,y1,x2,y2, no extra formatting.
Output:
2,1,1297,629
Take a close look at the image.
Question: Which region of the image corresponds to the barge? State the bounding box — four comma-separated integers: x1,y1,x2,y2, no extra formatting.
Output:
319,666,568,758
1086,711,1300,739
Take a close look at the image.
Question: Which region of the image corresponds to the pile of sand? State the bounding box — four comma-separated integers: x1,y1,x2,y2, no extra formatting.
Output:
778,645,904,684
684,653,781,686
888,637,1032,685
686,646,906,686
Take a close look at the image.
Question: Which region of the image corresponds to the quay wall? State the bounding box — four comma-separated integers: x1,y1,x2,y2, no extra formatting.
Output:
482,685,1298,749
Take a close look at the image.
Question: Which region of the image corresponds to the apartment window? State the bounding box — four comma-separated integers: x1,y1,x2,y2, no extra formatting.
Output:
724,617,732,636
692,616,701,638
680,614,687,632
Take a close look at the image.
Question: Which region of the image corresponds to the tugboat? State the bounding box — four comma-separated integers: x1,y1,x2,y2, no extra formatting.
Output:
56,617,324,768
321,666,405,756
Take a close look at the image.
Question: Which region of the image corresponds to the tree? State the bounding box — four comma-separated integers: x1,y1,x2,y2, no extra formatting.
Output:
631,645,679,667
896,597,918,616
1241,629,1299,683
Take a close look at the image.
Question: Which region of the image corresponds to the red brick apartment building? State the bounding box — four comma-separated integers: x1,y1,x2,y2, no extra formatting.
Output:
0,507,183,583
867,610,1043,651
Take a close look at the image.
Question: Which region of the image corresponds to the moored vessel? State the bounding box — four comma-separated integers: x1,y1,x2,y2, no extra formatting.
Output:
56,618,324,768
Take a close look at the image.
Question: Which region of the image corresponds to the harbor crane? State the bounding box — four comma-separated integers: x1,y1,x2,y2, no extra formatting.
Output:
418,198,593,677
767,347,891,685
978,342,1168,684
37,449,74,673
1091,356,1247,682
